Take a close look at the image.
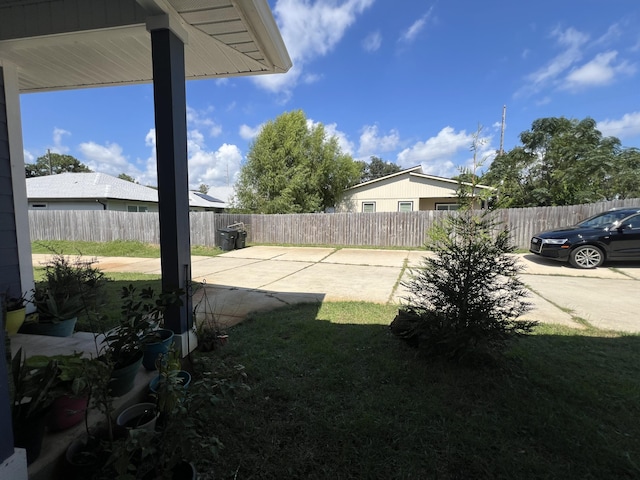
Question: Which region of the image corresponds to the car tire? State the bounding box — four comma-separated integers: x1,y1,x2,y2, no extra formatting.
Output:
569,245,604,269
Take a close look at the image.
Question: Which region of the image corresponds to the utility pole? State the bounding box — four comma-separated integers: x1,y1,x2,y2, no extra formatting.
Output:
499,105,506,156
47,148,52,174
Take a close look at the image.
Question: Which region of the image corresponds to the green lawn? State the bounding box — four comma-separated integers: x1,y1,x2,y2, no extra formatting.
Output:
31,240,222,258
200,302,640,480
29,241,640,478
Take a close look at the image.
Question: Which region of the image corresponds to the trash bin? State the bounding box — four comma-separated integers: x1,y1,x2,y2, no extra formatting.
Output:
235,229,247,249
217,228,237,251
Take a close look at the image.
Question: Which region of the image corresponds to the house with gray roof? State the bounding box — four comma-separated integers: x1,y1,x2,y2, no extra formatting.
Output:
26,172,226,212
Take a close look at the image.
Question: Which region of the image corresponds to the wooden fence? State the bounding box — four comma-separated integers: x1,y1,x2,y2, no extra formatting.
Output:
28,198,640,250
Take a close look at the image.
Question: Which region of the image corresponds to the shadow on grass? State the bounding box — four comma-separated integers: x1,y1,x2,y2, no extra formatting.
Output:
204,303,640,480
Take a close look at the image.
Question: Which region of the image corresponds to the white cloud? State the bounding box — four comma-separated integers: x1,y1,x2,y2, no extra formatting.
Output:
358,125,400,158
239,123,264,141
51,127,71,153
142,127,243,188
305,118,355,156
188,142,243,189
515,27,589,97
23,149,35,164
186,106,222,138
252,0,374,97
562,51,635,90
395,126,490,177
399,7,434,44
322,122,355,156
594,23,622,46
78,141,130,177
362,31,382,52
597,112,640,139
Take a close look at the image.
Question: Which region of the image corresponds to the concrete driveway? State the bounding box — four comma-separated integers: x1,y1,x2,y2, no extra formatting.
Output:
32,247,640,332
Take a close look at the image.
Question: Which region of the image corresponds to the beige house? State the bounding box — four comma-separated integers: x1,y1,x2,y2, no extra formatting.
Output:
338,166,493,213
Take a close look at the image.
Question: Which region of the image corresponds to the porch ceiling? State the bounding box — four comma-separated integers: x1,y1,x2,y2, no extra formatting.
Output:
0,0,291,93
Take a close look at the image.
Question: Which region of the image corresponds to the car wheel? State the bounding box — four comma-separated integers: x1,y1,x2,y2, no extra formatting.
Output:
569,245,604,269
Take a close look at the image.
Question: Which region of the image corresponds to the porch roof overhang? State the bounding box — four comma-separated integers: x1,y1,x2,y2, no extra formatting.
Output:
0,0,291,93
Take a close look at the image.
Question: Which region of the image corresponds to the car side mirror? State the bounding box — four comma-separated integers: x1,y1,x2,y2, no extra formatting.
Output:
618,224,631,231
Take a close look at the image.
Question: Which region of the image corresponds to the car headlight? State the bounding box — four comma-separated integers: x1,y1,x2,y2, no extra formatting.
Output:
541,238,568,245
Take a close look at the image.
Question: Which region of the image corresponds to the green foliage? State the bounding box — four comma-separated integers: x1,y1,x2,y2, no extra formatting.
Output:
233,110,361,213
11,348,60,421
117,173,137,183
482,116,639,207
100,285,182,368
25,152,92,177
357,155,401,183
31,252,108,323
394,208,536,362
393,129,536,362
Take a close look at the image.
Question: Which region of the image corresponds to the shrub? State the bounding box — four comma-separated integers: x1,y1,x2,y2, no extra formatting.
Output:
393,207,536,363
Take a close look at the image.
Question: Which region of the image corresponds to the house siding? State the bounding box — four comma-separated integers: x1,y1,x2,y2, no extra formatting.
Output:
340,173,459,213
0,0,146,42
28,199,159,212
0,67,21,298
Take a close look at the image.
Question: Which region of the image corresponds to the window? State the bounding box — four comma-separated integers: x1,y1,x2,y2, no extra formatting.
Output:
435,203,459,211
398,201,413,212
31,203,48,209
127,205,149,213
362,202,376,213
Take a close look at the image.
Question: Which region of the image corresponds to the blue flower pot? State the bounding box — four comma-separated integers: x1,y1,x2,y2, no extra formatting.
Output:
142,328,175,371
109,352,143,397
19,316,77,337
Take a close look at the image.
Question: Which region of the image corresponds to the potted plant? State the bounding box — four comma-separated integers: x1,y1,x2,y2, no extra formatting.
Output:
21,252,107,337
100,285,182,395
4,290,28,335
64,354,118,478
140,288,184,370
11,348,60,464
27,352,101,432
149,350,191,418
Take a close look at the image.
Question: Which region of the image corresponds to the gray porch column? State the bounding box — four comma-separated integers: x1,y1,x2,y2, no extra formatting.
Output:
0,62,29,478
149,25,194,350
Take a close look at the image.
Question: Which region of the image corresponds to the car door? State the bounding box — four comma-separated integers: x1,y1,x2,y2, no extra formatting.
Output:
607,214,640,259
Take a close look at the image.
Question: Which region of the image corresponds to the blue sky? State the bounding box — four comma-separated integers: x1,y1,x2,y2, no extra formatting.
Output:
19,0,640,201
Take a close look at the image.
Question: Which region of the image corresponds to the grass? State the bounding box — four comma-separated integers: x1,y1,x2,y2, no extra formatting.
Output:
198,302,640,480
31,240,223,258
33,268,162,331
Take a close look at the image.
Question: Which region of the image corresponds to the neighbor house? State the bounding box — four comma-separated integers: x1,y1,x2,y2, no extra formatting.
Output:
338,166,493,213
26,172,226,212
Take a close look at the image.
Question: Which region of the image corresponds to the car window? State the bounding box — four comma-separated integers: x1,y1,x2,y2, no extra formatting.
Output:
578,211,637,229
620,214,640,230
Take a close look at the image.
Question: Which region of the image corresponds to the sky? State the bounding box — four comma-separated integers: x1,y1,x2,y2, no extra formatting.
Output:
19,0,640,202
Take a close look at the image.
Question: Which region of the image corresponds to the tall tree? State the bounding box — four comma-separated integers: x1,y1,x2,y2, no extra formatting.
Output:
482,117,627,207
118,173,137,183
25,153,92,177
233,110,361,213
358,156,401,183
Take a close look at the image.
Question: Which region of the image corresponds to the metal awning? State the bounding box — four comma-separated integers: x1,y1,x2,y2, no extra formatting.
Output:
0,0,291,92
